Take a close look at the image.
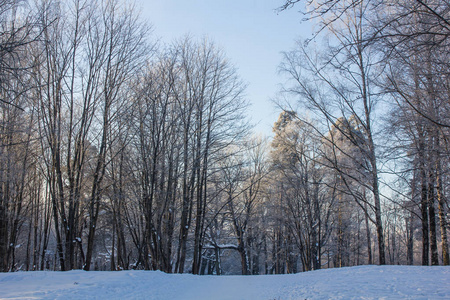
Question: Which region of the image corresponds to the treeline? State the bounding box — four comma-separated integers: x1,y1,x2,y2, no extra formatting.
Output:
0,0,250,273
0,0,449,275
277,0,450,270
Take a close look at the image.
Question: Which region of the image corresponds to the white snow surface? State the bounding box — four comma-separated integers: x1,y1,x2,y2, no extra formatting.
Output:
0,265,449,299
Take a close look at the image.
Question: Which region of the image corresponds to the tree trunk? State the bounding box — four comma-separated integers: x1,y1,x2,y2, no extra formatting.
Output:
436,162,449,265
435,136,449,265
364,201,373,265
428,170,439,265
420,167,429,266
406,215,414,265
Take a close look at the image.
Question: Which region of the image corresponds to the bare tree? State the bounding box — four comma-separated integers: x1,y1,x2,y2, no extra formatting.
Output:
0,0,40,272
279,0,387,264
32,0,148,271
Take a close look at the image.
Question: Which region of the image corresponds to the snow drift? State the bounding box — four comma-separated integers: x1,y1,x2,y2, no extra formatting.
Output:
0,265,449,299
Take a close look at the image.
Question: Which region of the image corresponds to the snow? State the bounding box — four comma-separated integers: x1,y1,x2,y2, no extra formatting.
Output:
0,265,449,299
204,243,238,250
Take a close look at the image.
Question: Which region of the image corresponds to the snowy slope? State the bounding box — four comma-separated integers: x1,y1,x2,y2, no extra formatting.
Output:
0,265,449,299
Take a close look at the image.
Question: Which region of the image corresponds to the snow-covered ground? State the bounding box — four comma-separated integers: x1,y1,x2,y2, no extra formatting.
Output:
0,265,449,299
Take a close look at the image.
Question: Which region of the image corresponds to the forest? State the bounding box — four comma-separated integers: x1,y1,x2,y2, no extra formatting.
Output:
0,0,449,275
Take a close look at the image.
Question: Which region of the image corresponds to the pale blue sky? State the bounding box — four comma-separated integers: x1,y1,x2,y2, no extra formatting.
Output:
136,0,312,136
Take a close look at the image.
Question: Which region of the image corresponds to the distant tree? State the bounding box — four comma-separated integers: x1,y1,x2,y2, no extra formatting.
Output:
217,137,268,275
269,111,333,271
